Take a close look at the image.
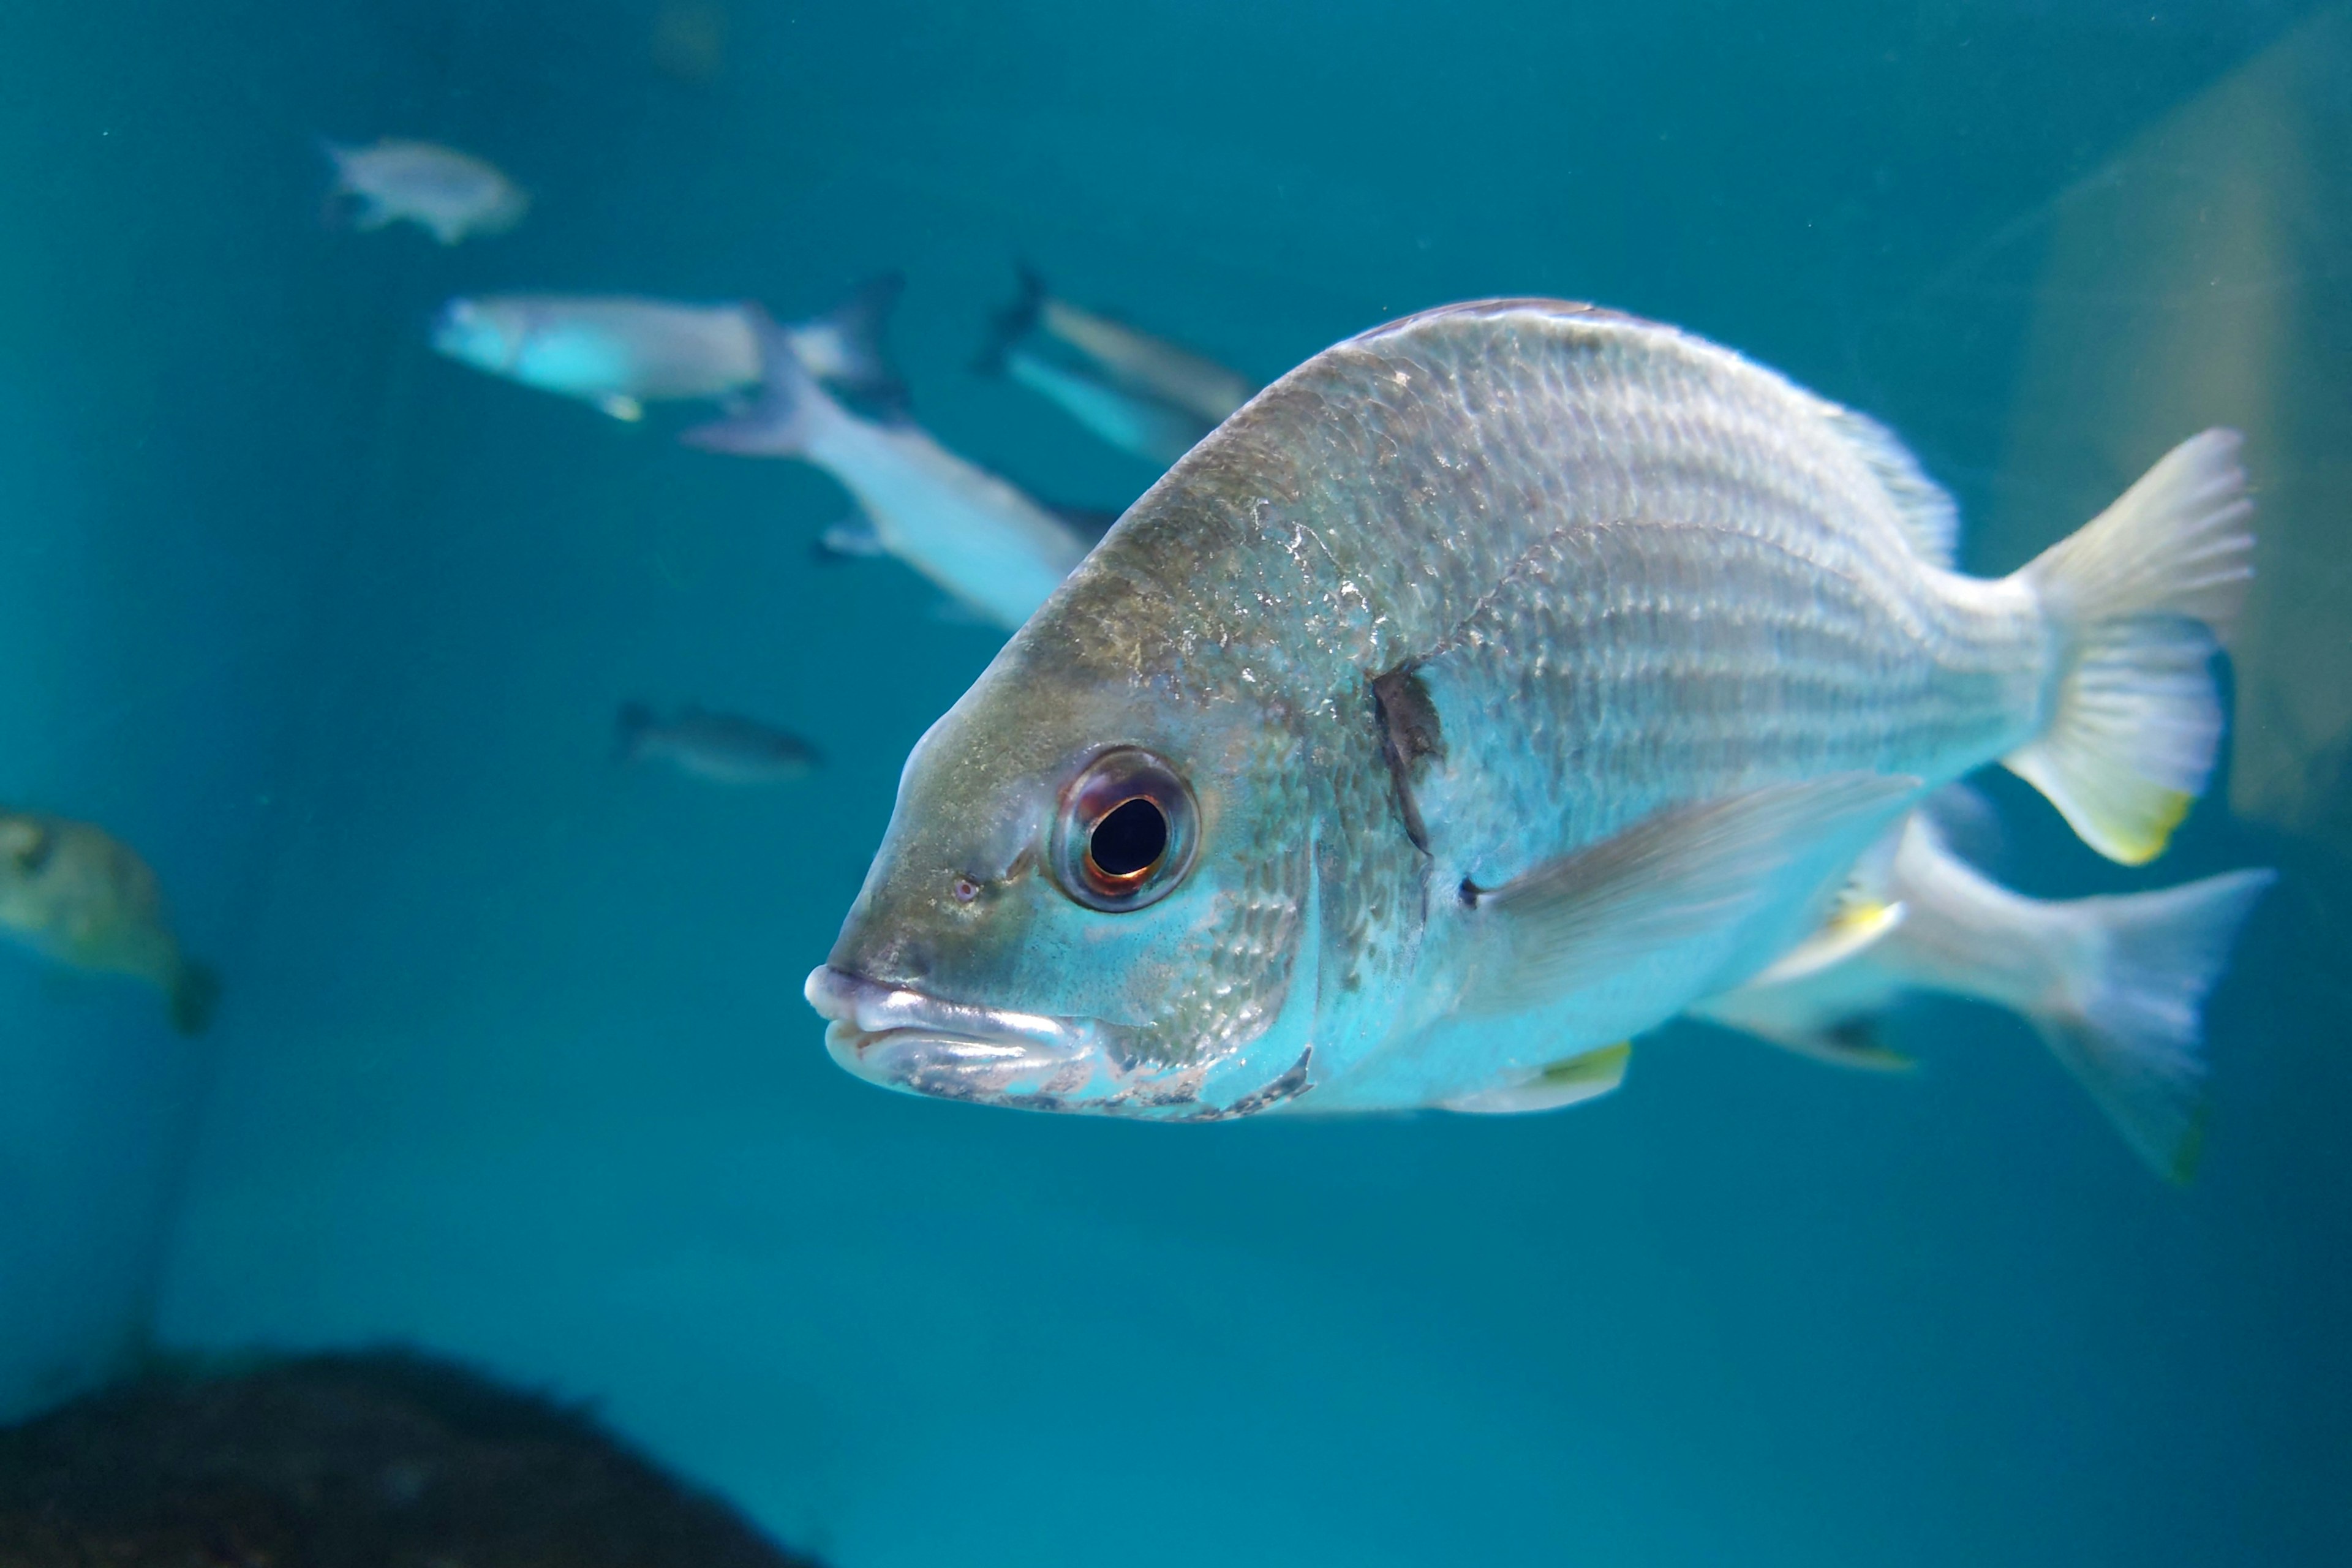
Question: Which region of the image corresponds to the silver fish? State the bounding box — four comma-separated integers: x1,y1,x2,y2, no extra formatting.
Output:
616,702,820,785
0,810,217,1035
802,298,2254,1121
1691,812,2272,1180
980,267,1256,461
684,314,1092,631
432,276,903,423
322,138,528,245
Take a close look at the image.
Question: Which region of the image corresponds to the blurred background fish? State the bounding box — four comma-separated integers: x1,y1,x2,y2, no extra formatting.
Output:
1690,810,2275,1180
615,701,820,785
0,810,217,1035
431,277,904,423
320,138,527,245
978,265,1258,465
685,311,1090,628
648,0,728,86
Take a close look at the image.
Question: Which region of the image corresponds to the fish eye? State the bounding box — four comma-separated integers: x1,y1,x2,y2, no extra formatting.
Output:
1050,748,1197,913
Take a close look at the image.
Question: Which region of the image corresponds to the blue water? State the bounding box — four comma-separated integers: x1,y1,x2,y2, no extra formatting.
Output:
4,1,2349,1562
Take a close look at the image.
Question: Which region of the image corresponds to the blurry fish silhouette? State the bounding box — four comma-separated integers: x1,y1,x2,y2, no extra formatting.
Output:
1691,810,2274,1180
0,810,219,1035
432,276,904,423
616,702,820,785
321,138,527,245
814,499,1114,567
650,0,728,83
978,337,1211,468
978,265,1257,464
685,311,1091,630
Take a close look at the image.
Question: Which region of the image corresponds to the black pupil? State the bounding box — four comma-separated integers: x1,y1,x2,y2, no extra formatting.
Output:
1090,797,1169,879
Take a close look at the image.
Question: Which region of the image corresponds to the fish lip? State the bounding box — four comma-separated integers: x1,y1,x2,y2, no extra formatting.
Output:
804,966,1102,1100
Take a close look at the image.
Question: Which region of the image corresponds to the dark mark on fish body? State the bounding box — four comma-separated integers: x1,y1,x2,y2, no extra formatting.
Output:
1371,665,1444,854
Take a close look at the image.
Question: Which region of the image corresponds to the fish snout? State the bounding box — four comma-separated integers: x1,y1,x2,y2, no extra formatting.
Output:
804,965,1107,1108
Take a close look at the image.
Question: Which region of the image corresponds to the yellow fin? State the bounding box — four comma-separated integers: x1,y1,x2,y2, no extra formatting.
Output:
1441,1041,1632,1115
1743,897,1905,989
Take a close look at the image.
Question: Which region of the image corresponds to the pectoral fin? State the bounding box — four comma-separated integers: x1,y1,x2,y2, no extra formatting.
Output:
1442,1041,1632,1115
597,393,646,422
1462,772,1920,1017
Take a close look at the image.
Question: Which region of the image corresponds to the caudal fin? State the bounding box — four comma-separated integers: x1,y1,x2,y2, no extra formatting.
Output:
168,961,221,1037
2030,866,2274,1182
804,272,907,414
2005,430,2255,864
680,311,826,457
973,262,1047,375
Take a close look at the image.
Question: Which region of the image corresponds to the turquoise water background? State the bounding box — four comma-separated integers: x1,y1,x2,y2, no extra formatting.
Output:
3,2,2348,1563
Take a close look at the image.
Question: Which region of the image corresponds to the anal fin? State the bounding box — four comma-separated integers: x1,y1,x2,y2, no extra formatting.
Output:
1442,1041,1632,1115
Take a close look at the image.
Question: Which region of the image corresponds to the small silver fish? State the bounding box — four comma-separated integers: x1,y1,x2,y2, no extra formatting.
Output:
684,314,1093,630
432,276,905,423
994,266,1258,424
616,702,820,785
322,138,528,245
0,810,217,1034
802,299,2253,1122
996,344,1214,469
1691,812,2274,1180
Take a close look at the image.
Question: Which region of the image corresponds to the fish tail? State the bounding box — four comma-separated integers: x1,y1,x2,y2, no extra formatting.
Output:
2003,429,2255,864
168,960,221,1037
679,310,827,456
973,262,1047,376
2026,867,2274,1182
809,273,908,415
615,701,655,763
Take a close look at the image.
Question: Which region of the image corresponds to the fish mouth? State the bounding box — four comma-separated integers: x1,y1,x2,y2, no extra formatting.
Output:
804,967,1117,1107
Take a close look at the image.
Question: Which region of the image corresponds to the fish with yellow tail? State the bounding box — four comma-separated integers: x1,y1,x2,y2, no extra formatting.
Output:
1691,809,2274,1180
804,299,2253,1121
0,810,219,1035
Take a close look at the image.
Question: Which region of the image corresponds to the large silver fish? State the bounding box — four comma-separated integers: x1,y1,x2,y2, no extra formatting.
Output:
684,314,1092,631
804,300,2253,1121
1687,810,2273,1179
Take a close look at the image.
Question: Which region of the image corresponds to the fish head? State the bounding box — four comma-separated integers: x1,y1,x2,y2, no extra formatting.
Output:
430,298,527,374
808,643,1321,1119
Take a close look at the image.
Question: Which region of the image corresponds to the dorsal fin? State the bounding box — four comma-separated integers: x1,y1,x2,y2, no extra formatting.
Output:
1825,406,1959,568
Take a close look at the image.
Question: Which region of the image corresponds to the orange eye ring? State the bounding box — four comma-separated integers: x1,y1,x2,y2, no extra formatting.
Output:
1051,750,1197,913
